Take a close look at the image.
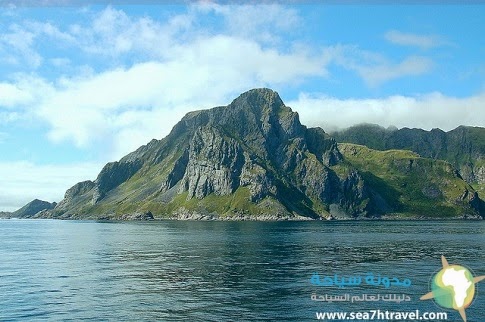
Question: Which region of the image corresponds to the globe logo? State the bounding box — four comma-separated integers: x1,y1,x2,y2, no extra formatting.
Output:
421,255,484,322
432,265,474,310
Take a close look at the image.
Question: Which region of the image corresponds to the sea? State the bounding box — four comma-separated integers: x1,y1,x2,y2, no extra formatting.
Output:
0,219,483,321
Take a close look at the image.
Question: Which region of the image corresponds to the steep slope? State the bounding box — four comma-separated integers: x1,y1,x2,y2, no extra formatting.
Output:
338,144,484,219
332,124,485,196
48,89,483,220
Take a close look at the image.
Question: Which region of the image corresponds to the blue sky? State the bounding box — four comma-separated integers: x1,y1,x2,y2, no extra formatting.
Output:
0,2,484,211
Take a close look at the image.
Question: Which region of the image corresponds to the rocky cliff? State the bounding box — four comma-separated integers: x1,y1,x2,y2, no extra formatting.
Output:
41,89,483,220
332,124,485,196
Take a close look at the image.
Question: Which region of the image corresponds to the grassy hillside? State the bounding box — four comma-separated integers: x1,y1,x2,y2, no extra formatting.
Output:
332,124,485,197
337,143,481,218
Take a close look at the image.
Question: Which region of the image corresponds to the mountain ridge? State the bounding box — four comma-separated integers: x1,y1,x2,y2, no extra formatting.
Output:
331,123,485,197
10,89,485,220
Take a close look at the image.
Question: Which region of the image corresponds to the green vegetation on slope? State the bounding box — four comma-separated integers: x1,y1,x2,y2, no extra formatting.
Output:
338,143,480,218
332,124,485,198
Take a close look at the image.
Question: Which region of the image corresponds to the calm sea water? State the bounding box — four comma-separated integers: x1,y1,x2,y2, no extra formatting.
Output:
0,220,483,321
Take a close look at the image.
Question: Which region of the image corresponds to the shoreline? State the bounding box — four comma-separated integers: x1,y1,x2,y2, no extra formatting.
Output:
1,214,482,221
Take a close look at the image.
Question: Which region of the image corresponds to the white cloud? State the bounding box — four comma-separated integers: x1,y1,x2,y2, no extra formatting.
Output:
199,3,301,44
0,4,322,159
72,6,181,59
0,24,42,68
0,5,463,163
354,55,434,87
0,82,33,108
34,34,329,159
0,20,75,69
0,161,103,212
288,91,485,132
385,30,450,49
0,5,331,161
327,45,434,87
27,21,75,43
0,75,54,111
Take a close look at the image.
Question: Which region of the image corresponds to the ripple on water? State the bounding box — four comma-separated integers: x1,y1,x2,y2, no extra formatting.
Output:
0,220,483,321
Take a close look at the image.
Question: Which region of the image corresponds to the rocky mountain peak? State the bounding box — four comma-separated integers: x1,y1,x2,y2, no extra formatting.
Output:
229,88,284,113
176,88,299,135
228,88,302,138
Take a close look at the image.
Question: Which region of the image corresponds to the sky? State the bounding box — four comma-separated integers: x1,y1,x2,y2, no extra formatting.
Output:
0,1,484,211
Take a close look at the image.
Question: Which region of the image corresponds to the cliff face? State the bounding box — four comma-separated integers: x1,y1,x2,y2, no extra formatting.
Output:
46,89,483,220
332,124,485,188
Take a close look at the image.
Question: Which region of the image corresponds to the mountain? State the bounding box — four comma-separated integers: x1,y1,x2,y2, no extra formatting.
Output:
40,89,482,220
11,199,57,218
0,211,12,219
332,124,485,197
